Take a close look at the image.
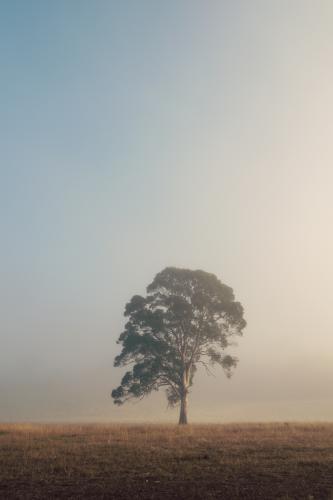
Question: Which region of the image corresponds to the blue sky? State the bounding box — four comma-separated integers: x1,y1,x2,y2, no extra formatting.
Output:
1,1,333,421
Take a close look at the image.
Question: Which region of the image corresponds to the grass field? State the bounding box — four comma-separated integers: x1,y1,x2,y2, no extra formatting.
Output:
0,423,332,499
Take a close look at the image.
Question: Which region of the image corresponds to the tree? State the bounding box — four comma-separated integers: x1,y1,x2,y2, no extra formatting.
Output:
111,267,246,424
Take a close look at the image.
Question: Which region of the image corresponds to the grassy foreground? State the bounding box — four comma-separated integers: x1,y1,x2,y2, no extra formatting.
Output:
0,423,332,499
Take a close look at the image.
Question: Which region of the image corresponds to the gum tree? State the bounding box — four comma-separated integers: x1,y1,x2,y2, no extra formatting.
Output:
111,267,246,424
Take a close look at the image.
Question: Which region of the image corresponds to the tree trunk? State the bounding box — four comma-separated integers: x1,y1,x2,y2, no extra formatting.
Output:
178,391,188,424
178,366,189,424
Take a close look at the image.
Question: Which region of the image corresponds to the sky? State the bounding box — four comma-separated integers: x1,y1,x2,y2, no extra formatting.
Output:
1,0,333,422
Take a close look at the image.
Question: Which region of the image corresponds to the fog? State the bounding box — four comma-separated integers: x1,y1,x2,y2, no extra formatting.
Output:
1,1,332,422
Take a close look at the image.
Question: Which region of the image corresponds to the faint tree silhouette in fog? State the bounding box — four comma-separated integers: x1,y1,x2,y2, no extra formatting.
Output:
111,267,246,424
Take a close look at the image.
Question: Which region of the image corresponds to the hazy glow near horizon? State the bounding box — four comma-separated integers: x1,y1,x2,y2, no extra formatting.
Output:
1,0,332,422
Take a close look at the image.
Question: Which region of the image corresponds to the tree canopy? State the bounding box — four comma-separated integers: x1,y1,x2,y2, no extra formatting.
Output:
111,267,246,423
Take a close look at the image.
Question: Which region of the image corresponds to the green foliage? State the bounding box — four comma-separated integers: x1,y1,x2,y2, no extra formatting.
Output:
111,267,246,407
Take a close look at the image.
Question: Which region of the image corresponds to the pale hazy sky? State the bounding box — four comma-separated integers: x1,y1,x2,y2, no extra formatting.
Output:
1,0,332,422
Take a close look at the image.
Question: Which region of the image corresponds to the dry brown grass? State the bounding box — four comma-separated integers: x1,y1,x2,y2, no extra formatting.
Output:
0,422,332,499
